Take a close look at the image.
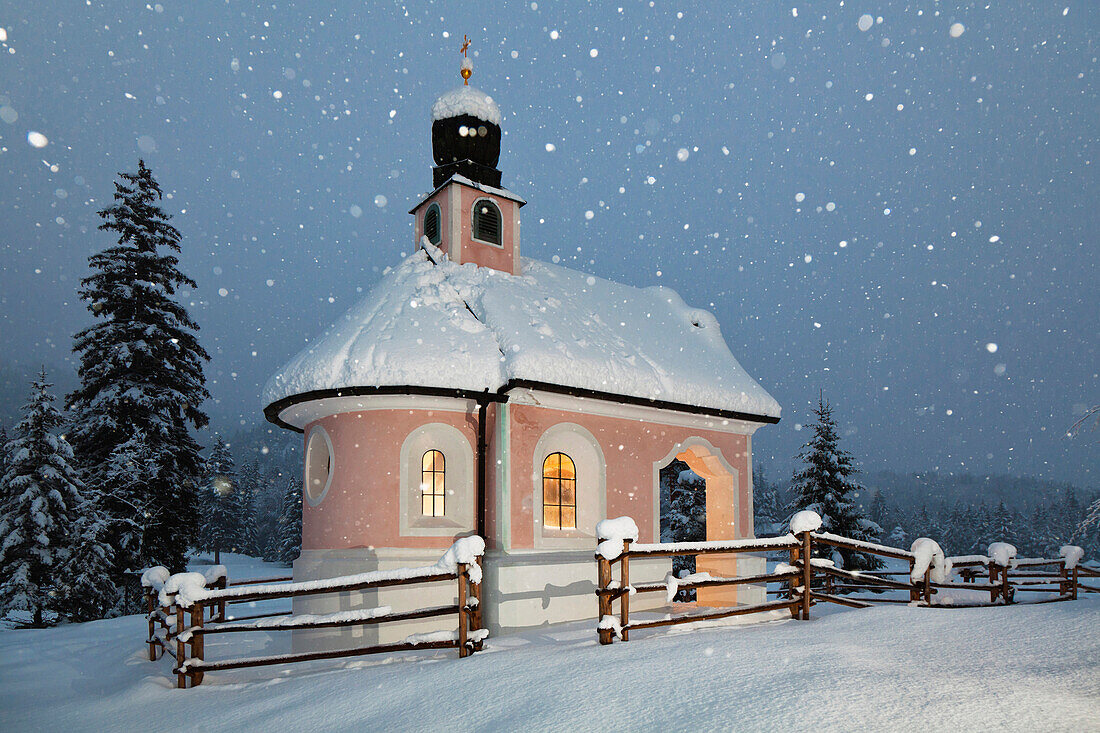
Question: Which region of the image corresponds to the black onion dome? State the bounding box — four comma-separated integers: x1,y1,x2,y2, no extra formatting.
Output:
430,86,503,188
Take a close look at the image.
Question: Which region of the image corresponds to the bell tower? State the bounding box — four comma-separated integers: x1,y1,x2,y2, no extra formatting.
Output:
410,37,524,276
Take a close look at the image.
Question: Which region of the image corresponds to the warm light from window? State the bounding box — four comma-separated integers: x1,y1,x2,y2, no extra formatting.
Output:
542,452,576,529
422,450,445,517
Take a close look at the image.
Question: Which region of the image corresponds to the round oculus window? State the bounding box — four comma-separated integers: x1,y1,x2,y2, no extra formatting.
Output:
304,426,334,505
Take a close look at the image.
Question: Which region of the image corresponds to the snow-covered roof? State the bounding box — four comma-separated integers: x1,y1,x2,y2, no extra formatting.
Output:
431,86,502,126
409,174,526,214
263,247,781,423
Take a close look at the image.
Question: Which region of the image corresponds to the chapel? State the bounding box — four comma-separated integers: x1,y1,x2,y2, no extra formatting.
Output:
262,52,781,647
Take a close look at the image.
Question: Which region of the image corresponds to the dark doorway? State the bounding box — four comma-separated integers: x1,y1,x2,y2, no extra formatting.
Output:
659,459,706,601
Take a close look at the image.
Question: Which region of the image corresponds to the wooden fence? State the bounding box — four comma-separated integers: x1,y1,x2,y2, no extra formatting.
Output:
142,539,486,688
595,515,1093,645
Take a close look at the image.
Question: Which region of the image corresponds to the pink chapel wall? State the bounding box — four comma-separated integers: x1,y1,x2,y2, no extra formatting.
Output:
505,402,752,549
412,189,451,251
458,185,517,274
300,407,482,552
413,184,517,274
300,400,751,564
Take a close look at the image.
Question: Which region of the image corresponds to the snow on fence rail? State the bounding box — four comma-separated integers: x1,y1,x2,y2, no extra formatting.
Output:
594,512,1092,645
141,537,486,688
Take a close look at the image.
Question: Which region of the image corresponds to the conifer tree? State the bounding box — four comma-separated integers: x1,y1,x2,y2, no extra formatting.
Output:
200,437,239,564
1056,489,1081,544
868,491,889,540
55,489,118,622
0,425,10,513
1074,496,1100,555
888,525,908,548
968,505,994,555
752,467,783,536
941,503,970,556
0,425,9,475
790,395,882,569
913,505,934,540
67,160,209,575
989,501,1018,546
274,477,303,565
0,371,85,626
235,460,261,556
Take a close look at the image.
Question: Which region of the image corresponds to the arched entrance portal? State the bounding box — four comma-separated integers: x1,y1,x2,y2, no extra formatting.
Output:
654,439,742,607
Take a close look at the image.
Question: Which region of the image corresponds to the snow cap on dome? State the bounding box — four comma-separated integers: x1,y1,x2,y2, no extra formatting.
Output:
432,85,502,126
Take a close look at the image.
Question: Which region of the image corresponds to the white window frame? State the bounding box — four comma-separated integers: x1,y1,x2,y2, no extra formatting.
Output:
532,423,606,549
423,202,443,246
304,425,335,507
399,423,475,537
470,197,504,248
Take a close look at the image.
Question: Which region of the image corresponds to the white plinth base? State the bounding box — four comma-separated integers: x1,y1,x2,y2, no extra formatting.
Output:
289,547,769,652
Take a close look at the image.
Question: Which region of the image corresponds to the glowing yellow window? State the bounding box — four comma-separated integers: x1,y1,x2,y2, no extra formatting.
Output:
542,452,576,530
421,450,445,517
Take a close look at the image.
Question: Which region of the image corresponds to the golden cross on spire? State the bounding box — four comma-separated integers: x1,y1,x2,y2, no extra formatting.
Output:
460,35,473,85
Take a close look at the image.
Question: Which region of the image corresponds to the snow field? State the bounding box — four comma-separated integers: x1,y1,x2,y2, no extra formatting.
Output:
1,593,1096,732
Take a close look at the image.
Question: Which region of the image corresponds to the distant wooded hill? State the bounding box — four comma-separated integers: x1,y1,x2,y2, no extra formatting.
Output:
859,470,1093,513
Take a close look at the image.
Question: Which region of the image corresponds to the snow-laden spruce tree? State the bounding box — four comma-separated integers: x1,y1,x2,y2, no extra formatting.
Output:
0,371,86,626
235,460,261,556
867,491,889,540
274,477,302,566
200,437,239,564
989,501,1020,545
1074,497,1100,555
789,395,882,569
67,160,209,575
55,489,118,622
99,430,165,561
0,425,9,475
752,467,784,537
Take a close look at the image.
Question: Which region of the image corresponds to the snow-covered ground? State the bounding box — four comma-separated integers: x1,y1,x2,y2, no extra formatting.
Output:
1,554,1097,732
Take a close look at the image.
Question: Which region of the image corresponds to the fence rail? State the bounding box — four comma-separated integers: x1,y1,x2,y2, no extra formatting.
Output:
594,512,1091,645
141,538,486,688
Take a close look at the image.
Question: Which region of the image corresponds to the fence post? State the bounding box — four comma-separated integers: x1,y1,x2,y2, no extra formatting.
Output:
923,567,932,605
788,544,801,618
190,603,204,687
457,563,469,658
620,539,631,642
800,531,812,620
597,552,613,645
909,558,919,603
470,556,484,652
988,564,998,604
1000,565,1012,604
146,590,157,661
1071,565,1079,601
218,575,227,621
175,604,187,689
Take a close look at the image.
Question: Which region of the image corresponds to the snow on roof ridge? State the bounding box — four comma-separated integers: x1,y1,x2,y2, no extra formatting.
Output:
431,85,502,126
410,175,526,214
263,249,781,421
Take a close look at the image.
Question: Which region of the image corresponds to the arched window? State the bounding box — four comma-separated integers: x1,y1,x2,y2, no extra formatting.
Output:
421,450,446,517
542,452,576,530
423,203,441,245
471,198,502,246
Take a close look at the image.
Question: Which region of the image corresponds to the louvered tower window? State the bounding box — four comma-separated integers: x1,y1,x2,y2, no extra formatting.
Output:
423,204,441,245
472,199,502,246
